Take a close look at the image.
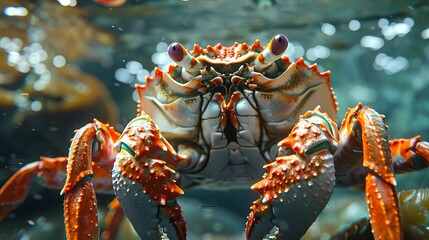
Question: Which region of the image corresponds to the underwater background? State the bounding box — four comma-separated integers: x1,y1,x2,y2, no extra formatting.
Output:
0,0,428,239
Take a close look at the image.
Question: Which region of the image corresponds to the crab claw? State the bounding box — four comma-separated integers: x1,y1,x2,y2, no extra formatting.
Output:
247,153,335,239
246,108,338,239
112,115,187,240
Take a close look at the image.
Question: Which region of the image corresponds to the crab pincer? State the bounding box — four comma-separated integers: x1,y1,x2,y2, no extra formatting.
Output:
112,114,188,240
246,108,338,239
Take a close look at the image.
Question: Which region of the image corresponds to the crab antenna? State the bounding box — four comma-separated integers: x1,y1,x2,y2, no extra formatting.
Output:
168,42,202,76
253,34,288,72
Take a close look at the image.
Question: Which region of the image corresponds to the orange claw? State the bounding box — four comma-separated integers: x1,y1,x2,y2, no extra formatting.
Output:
245,199,273,239
113,115,187,239
246,108,337,239
61,120,118,240
338,103,401,240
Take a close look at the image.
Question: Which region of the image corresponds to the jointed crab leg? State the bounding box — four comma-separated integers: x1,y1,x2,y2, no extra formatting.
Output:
101,198,125,240
60,119,119,240
335,103,401,240
390,136,429,173
333,188,429,240
112,113,189,240
0,155,115,221
0,157,65,220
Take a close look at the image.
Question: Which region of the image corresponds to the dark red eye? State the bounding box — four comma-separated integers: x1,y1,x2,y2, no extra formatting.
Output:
168,42,185,62
271,34,288,56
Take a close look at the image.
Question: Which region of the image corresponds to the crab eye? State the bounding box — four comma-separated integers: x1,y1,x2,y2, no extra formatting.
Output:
168,42,185,62
271,34,288,56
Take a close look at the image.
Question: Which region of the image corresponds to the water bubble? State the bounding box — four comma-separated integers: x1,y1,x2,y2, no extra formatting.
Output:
33,63,47,75
381,26,396,40
114,68,133,84
152,52,169,65
156,42,168,52
30,101,43,111
57,0,77,7
403,17,414,27
306,48,317,61
137,69,150,84
0,37,11,49
16,61,31,73
378,18,389,29
348,20,361,31
285,42,295,56
37,49,48,62
33,79,48,91
29,42,43,52
422,28,429,39
4,6,28,17
53,55,66,68
360,36,384,50
14,94,28,108
314,45,330,59
126,61,143,74
293,44,305,59
393,23,411,36
306,45,330,61
28,52,41,65
27,219,35,226
12,38,23,49
321,23,336,36
373,53,409,74
7,51,21,65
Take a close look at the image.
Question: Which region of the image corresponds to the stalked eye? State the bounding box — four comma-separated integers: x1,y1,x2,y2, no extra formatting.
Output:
271,34,288,56
168,42,185,62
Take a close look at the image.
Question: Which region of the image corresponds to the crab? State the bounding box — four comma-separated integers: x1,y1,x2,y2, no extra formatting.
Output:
1,34,429,240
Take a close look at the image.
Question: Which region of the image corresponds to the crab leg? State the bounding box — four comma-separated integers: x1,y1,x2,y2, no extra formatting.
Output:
390,136,429,173
333,188,429,239
246,107,338,239
0,155,114,221
60,119,118,240
101,198,125,240
112,113,189,240
335,136,429,187
0,160,44,220
335,103,401,240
